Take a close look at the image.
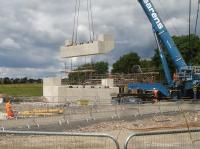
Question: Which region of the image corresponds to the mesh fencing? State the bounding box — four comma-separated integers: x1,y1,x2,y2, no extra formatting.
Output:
0,99,126,130
0,131,120,149
125,129,200,149
0,100,200,130
1,129,200,149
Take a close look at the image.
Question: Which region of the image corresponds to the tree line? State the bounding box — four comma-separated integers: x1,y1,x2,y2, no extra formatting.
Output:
0,77,42,84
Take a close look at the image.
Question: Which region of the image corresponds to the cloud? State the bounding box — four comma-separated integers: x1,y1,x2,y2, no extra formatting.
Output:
0,38,20,50
0,0,199,77
0,67,60,78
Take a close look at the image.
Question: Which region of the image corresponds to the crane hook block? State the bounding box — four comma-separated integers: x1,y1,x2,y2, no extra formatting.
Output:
60,34,115,58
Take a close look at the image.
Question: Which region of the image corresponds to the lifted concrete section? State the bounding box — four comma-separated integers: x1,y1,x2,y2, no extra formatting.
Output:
60,34,115,58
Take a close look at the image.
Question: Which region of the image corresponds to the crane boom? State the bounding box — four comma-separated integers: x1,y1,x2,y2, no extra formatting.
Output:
154,32,173,86
138,0,187,71
129,0,200,99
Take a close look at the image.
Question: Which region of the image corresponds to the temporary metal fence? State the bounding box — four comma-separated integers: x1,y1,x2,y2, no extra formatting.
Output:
0,97,125,130
1,129,200,149
0,130,120,149
125,129,200,149
0,99,199,131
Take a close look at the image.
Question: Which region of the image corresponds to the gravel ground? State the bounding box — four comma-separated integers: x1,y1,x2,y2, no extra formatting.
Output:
71,111,200,133
1,101,200,148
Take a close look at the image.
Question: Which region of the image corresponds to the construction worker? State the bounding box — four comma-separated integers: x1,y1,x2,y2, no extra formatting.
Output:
193,84,197,100
5,98,16,119
173,72,178,82
152,89,158,103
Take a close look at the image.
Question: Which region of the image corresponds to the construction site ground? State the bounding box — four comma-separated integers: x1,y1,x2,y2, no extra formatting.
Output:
1,101,200,148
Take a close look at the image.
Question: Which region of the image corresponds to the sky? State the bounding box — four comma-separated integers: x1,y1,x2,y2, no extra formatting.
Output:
0,0,199,78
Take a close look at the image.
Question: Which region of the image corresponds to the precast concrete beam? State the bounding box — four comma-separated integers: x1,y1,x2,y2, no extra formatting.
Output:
60,34,115,58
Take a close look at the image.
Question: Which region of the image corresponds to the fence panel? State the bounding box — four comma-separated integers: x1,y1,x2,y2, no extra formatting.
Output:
0,99,131,130
125,129,200,149
0,100,200,130
0,130,120,149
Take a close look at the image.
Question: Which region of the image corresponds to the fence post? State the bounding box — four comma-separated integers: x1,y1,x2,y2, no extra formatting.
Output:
137,102,141,116
124,133,136,149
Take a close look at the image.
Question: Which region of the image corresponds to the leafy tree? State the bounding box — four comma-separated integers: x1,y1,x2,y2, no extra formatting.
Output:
3,77,11,84
21,77,28,83
112,52,140,73
0,77,42,84
140,59,154,69
94,62,108,74
152,34,200,74
75,62,108,74
68,72,85,84
68,61,109,84
77,63,93,70
173,34,200,65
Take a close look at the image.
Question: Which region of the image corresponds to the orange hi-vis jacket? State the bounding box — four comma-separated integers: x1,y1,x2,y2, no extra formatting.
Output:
5,102,14,117
153,90,158,98
173,73,178,81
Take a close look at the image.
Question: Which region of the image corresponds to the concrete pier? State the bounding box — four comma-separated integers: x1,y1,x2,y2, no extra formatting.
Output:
43,77,119,103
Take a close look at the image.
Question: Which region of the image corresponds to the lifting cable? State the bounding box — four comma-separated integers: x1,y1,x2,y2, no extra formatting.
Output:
87,0,95,41
75,0,81,43
189,0,192,52
187,0,193,65
87,0,92,41
71,0,81,44
89,0,95,41
195,0,200,35
72,0,78,44
157,0,179,35
72,0,95,44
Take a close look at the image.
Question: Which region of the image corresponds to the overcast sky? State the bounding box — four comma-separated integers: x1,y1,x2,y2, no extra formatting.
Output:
0,0,199,77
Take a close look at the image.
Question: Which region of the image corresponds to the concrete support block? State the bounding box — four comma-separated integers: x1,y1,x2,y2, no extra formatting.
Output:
43,77,62,103
43,77,61,86
43,85,119,103
60,34,115,58
101,79,114,87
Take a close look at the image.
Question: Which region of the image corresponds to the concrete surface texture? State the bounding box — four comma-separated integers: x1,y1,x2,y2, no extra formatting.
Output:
43,77,119,103
43,77,61,86
60,34,115,58
101,79,114,87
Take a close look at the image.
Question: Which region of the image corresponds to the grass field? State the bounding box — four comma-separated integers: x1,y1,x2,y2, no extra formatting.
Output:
0,84,43,97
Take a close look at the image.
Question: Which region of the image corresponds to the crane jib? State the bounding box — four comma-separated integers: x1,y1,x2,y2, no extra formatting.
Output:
138,0,187,70
137,0,200,97
143,0,164,30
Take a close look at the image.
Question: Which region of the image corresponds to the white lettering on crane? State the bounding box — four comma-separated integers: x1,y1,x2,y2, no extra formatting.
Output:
142,0,164,30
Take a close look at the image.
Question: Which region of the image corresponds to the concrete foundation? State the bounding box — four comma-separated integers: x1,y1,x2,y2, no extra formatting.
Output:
60,34,115,58
101,79,114,87
43,77,119,103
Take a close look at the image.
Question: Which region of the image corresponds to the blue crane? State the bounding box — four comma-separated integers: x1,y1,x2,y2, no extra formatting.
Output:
128,0,200,99
138,0,187,70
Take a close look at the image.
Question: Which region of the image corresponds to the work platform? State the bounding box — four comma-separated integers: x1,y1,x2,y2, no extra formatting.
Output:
60,34,115,58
